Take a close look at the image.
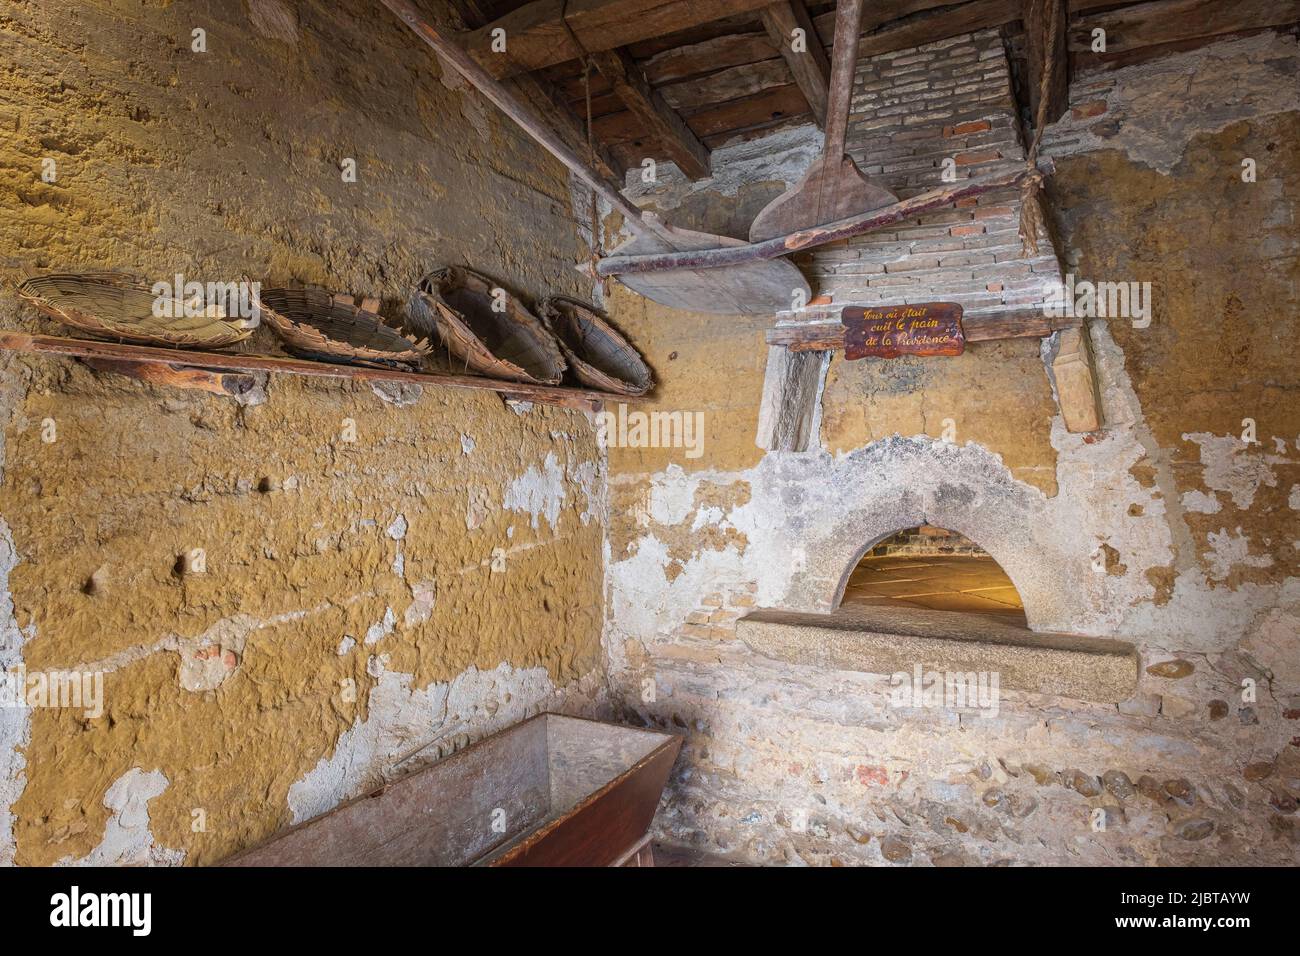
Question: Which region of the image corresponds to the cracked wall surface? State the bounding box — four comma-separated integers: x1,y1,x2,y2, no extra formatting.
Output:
0,0,609,865
602,33,1300,865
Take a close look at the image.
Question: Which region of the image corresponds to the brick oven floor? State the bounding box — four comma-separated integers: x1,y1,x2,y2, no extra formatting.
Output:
841,554,1026,624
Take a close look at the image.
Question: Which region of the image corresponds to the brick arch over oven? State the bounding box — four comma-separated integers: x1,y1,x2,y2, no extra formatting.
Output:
767,438,1089,631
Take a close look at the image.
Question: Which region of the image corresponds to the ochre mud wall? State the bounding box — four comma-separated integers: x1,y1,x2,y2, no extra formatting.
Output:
603,33,1300,865
0,1,607,865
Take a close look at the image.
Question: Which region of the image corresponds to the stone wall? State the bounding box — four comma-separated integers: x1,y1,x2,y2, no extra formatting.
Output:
603,30,1300,865
0,0,609,866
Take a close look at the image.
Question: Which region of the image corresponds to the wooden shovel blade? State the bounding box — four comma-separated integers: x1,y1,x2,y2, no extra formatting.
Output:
607,223,811,315
749,154,897,243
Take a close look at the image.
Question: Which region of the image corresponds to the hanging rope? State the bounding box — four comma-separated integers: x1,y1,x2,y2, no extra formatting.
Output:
557,2,607,294
581,60,608,296
1018,0,1060,258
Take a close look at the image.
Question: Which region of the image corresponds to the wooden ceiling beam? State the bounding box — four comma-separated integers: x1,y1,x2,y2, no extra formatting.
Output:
760,1,831,127
449,0,626,180
588,48,713,179
1067,0,1300,58
462,0,780,78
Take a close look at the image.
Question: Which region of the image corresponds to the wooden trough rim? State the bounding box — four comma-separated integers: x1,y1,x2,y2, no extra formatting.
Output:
476,712,683,867
0,332,639,411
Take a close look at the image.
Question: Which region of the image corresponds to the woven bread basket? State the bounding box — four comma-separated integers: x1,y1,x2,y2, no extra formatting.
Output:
15,272,258,349
406,266,565,386
540,295,652,396
256,288,430,370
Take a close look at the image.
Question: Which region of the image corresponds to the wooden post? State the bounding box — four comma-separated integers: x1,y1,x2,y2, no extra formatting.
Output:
755,346,828,452
761,1,831,128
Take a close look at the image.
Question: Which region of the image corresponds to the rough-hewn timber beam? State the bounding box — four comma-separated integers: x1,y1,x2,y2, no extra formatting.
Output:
589,48,712,179
1024,0,1069,125
450,0,625,181
760,1,831,127
804,0,1153,60
0,333,625,411
463,0,779,78
1067,0,1300,58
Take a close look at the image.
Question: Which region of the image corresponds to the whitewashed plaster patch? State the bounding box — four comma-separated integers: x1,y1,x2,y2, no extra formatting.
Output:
504,452,566,530
1045,33,1300,174
286,661,603,824
58,769,184,867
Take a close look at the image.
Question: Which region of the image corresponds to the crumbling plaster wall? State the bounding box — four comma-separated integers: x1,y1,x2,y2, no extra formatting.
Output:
0,0,610,866
603,32,1300,865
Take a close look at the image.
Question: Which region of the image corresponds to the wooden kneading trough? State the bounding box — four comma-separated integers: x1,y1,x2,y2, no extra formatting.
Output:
221,714,682,867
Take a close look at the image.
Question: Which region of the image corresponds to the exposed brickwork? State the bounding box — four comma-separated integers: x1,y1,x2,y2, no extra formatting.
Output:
870,525,989,558
798,30,1062,316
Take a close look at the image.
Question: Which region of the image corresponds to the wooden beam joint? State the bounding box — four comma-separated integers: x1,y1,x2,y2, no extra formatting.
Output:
589,48,712,179
760,1,831,127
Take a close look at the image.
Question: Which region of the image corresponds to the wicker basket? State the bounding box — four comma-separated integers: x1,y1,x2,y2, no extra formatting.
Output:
540,295,652,396
407,266,565,386
256,288,430,370
14,272,258,349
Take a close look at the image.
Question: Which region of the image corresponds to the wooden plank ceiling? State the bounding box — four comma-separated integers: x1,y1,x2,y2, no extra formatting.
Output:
453,0,1300,179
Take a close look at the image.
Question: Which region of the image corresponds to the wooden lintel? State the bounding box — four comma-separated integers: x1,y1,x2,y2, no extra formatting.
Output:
765,307,1077,350
1025,0,1069,126
0,333,626,412
589,48,711,179
760,1,831,128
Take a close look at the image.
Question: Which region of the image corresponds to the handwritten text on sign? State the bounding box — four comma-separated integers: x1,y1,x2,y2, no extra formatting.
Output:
842,303,965,359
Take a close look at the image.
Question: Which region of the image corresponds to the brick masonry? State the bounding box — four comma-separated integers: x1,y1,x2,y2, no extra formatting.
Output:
870,525,988,558
796,29,1063,316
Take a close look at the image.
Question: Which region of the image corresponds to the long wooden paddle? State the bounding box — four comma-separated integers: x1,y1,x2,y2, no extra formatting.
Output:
379,0,810,316
748,0,897,242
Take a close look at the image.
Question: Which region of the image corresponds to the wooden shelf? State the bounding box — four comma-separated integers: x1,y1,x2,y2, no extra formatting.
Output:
0,332,635,411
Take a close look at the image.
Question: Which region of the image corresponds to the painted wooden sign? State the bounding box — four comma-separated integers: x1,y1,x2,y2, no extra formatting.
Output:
842,302,965,359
